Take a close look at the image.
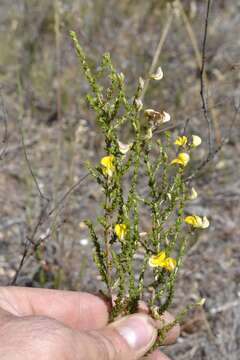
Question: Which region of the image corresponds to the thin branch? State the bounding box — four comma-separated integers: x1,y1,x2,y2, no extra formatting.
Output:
10,204,48,285
185,102,240,182
20,122,49,202
10,241,29,285
0,91,9,159
200,0,214,155
140,7,173,102
48,173,90,216
210,299,240,315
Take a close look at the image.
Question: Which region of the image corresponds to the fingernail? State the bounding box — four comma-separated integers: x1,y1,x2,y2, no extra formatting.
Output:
113,314,157,351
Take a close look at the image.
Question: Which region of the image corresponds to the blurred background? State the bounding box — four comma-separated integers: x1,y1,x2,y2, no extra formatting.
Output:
0,0,239,358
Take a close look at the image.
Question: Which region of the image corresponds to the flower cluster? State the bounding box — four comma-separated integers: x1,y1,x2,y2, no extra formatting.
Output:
170,134,202,167
99,108,209,278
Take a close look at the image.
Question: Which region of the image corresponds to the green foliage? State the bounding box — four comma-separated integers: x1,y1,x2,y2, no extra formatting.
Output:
70,30,207,348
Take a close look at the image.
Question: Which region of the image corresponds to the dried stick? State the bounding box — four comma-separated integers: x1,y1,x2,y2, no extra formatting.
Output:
177,0,221,144
200,0,214,156
140,7,173,102
48,173,90,217
20,122,49,202
185,103,239,182
0,92,8,159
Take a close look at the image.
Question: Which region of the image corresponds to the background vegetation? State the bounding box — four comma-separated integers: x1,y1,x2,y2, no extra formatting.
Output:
0,0,239,359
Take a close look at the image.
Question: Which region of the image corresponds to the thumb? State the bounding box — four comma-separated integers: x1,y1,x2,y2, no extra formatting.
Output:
75,313,157,360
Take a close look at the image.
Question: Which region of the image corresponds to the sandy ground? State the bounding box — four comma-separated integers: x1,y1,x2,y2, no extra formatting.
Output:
0,1,239,359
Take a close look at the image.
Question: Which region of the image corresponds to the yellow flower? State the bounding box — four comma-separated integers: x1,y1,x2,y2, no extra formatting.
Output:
148,251,176,272
117,141,132,155
188,187,198,200
114,223,127,240
170,153,190,167
192,135,202,147
100,155,115,177
184,215,209,229
150,66,163,81
149,251,166,267
175,135,188,146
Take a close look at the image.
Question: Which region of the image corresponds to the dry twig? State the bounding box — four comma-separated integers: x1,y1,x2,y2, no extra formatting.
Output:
200,0,214,156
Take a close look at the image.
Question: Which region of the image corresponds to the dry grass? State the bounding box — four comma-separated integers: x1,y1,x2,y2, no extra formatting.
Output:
0,0,239,358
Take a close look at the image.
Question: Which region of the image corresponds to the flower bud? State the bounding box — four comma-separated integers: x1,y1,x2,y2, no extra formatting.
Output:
150,66,163,81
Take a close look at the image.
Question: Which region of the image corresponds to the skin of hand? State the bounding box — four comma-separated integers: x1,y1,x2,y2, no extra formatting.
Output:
0,287,180,360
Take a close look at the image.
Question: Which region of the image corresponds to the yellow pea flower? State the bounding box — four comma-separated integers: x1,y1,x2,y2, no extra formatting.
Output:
148,251,176,272
148,251,166,267
192,135,202,147
114,223,127,240
184,215,209,229
100,155,115,177
170,153,190,167
188,187,198,200
175,135,188,146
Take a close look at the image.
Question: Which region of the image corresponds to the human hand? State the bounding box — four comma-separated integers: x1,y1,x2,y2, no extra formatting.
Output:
0,287,179,359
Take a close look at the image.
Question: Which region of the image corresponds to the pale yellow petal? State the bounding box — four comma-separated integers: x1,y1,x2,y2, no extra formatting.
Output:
150,66,163,81
162,111,171,123
202,216,210,229
117,141,132,155
144,109,156,117
192,135,202,147
188,187,198,200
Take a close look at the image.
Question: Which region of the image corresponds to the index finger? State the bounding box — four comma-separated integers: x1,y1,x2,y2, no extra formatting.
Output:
0,287,109,331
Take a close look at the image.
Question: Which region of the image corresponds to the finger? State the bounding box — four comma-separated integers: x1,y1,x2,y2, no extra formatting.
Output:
137,303,180,346
73,313,157,360
156,312,180,345
143,350,171,360
0,287,109,330
154,312,180,345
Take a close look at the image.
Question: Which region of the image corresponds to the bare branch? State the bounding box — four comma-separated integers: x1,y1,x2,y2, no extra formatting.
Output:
20,122,49,202
185,102,240,182
140,6,173,102
0,91,9,159
200,0,214,156
48,173,90,217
